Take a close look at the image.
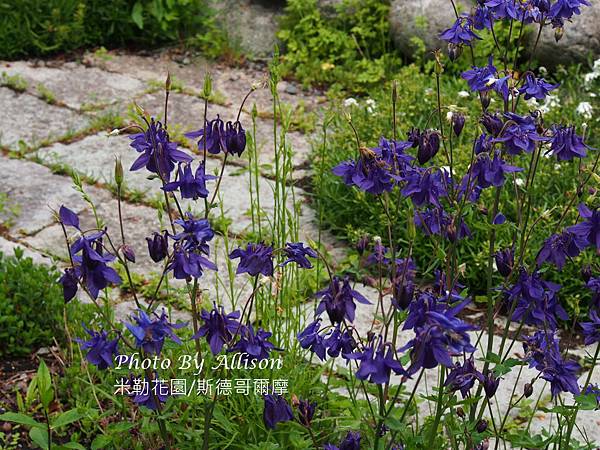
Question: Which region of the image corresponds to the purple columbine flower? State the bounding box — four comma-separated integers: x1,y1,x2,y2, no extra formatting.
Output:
549,0,590,20
229,242,274,277
68,230,122,300
75,325,119,370
162,163,216,200
146,231,169,263
519,74,559,100
224,120,247,156
523,331,580,398
59,205,80,230
546,125,590,161
440,15,481,45
493,112,547,155
506,269,568,330
401,167,449,208
567,203,600,250
494,247,514,277
473,4,493,29
480,113,504,137
326,431,361,450
131,377,169,410
402,311,476,372
297,399,316,427
536,230,587,270
185,116,225,155
414,207,471,241
445,357,482,398
348,337,408,385
126,309,186,355
59,266,80,302
263,394,294,429
192,304,241,355
297,319,327,360
484,0,520,19
323,325,356,358
462,56,497,92
172,213,215,253
229,325,278,361
315,276,371,324
480,371,500,398
130,119,192,181
169,248,217,280
281,242,318,269
581,309,600,345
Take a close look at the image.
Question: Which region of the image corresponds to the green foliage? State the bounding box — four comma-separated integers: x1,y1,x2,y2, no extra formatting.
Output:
0,0,211,59
277,0,400,92
0,249,65,357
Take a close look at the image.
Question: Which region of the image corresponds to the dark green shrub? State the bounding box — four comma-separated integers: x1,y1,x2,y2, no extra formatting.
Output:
0,249,65,357
277,0,401,93
0,0,210,59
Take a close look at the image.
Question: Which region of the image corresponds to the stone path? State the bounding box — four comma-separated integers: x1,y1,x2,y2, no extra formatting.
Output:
1,49,598,446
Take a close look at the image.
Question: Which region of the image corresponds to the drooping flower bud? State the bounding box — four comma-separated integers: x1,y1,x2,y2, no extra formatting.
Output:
416,129,441,165
224,120,246,156
146,231,169,262
476,419,488,433
494,248,514,278
581,264,593,282
121,244,136,263
297,399,316,427
451,112,466,137
554,26,564,43
524,382,534,398
356,235,370,255
480,113,503,137
482,371,500,398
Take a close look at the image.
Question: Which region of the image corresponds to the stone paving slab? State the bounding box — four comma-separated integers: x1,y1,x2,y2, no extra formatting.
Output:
1,61,146,110
0,88,90,149
34,130,310,237
0,155,111,236
0,236,52,265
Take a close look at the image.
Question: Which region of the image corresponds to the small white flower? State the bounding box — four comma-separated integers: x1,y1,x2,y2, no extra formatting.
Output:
576,101,593,120
446,111,454,122
539,66,548,75
458,90,470,98
343,98,359,108
554,164,561,170
365,99,377,114
425,88,434,95
515,178,525,187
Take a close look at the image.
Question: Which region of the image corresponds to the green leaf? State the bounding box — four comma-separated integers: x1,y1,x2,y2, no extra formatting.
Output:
91,435,112,450
575,392,599,410
57,442,86,450
29,427,49,450
131,2,144,29
36,360,54,409
0,412,43,428
51,409,83,429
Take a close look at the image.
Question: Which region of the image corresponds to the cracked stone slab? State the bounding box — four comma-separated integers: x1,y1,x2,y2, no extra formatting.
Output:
0,155,110,236
1,61,146,110
0,236,52,265
0,88,89,149
33,128,310,236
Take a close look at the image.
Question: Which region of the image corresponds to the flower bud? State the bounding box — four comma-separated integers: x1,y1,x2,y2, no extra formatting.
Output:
582,264,593,282
146,231,169,263
524,383,534,398
554,27,564,43
114,156,124,187
482,372,500,398
297,399,316,428
480,113,503,137
121,244,136,263
456,407,465,419
451,112,466,137
447,43,463,62
494,248,514,278
165,72,172,92
416,129,441,165
356,235,370,255
476,419,488,433
480,91,491,110
434,50,444,75
203,73,212,99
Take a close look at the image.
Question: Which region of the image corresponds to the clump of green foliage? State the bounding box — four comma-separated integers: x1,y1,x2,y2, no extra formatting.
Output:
0,0,211,59
0,249,65,357
278,0,400,92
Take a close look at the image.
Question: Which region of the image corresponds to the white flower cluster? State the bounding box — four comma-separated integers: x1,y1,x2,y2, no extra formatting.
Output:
583,58,600,87
343,97,377,114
